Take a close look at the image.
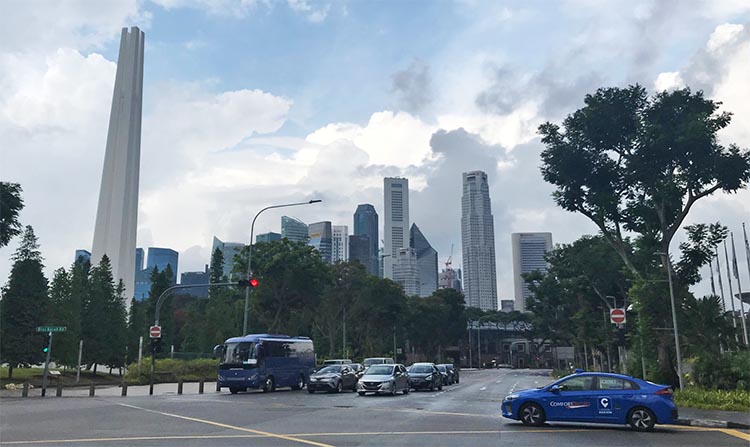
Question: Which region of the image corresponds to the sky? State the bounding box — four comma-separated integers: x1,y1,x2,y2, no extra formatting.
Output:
1,0,749,312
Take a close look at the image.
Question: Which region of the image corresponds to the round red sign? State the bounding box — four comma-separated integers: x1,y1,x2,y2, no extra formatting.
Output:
150,325,162,338
610,309,626,324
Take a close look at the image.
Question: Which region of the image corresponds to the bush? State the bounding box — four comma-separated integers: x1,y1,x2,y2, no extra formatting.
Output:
125,357,218,385
675,387,750,412
692,351,750,390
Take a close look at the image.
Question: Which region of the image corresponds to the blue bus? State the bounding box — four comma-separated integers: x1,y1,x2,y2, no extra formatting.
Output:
215,334,315,394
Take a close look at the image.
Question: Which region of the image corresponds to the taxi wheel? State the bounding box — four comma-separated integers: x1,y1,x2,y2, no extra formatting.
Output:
520,403,545,427
629,407,656,431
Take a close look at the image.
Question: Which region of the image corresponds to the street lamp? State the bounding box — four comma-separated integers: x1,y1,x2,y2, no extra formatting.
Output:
242,199,322,334
654,251,684,391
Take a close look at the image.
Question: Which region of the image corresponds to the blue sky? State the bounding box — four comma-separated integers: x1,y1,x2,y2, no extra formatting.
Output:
2,0,750,306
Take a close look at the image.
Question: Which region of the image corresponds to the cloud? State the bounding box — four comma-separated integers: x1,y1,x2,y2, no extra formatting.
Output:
391,59,433,115
151,0,331,22
653,71,685,92
287,0,330,23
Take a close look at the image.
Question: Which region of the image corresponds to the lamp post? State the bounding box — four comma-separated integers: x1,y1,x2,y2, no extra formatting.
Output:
243,199,322,334
655,251,684,391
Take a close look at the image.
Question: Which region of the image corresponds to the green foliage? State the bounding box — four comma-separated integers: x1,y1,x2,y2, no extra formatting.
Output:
0,182,24,248
675,387,750,412
0,226,49,378
47,267,79,367
124,357,219,385
691,351,750,391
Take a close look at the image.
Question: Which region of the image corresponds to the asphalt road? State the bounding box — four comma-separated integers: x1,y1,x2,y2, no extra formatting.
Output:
1,369,747,447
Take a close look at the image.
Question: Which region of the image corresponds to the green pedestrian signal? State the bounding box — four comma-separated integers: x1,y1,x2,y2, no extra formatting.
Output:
43,346,49,353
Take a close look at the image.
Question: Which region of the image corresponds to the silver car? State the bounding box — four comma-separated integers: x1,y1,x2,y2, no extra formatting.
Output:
357,364,410,396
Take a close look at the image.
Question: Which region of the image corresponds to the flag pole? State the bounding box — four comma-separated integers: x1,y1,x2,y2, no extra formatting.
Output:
715,251,731,323
731,233,749,346
724,240,739,342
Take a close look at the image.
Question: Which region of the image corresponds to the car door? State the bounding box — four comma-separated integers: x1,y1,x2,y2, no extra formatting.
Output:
595,376,637,423
543,375,597,422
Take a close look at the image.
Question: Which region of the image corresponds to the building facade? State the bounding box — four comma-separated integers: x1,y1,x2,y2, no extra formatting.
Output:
393,248,419,296
308,221,333,264
256,232,281,243
91,27,145,304
461,170,498,311
332,225,349,263
512,232,553,312
501,299,515,312
180,265,209,298
410,223,438,297
75,249,92,264
439,267,462,291
212,236,245,280
348,234,371,271
281,216,309,242
353,204,379,275
384,178,409,279
146,247,179,285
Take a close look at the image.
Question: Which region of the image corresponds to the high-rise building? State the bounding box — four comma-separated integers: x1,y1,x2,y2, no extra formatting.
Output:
146,247,179,285
501,299,515,312
332,225,349,263
256,232,281,243
439,267,462,292
135,248,144,271
348,235,371,271
212,236,245,280
308,221,333,264
410,224,438,297
461,170,498,311
134,268,151,301
393,248,419,296
91,27,145,304
384,178,409,279
281,216,309,242
512,232,553,312
353,204,379,275
75,249,92,264
180,265,209,299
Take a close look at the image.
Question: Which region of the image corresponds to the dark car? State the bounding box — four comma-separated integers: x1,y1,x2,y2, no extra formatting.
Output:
437,364,459,384
307,364,358,393
407,363,443,391
357,364,410,396
436,364,451,385
501,371,678,431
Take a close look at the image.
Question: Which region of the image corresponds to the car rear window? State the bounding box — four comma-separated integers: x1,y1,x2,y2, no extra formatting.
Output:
597,376,641,390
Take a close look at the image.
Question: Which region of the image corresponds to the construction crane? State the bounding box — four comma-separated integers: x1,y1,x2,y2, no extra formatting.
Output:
445,244,454,270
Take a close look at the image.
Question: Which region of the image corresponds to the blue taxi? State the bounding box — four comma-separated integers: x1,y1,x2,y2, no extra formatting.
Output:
501,371,677,431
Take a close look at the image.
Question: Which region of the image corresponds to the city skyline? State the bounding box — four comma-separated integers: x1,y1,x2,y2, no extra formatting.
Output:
3,3,750,306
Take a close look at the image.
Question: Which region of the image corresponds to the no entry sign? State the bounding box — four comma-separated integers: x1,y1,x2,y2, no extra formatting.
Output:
610,308,626,324
150,325,162,339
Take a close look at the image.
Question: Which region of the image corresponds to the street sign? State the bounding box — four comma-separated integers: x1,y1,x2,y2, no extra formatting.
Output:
610,308,626,324
149,325,162,339
36,326,66,333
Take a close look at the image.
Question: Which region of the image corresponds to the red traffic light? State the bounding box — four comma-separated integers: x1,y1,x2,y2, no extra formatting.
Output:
249,278,259,287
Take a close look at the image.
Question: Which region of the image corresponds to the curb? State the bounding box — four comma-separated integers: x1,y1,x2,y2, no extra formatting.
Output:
676,418,750,429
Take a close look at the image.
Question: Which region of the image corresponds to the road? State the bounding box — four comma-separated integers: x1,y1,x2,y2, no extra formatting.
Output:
1,368,747,446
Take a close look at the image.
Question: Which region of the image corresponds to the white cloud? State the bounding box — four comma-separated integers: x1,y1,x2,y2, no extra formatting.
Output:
707,23,745,53
653,71,685,92
287,0,330,23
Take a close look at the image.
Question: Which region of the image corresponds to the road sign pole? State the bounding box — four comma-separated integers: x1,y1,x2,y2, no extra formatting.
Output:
138,336,143,374
76,339,83,383
41,332,53,397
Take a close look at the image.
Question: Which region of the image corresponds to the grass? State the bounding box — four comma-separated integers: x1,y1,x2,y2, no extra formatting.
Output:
1,366,58,381
1,366,125,388
674,387,750,412
124,357,218,385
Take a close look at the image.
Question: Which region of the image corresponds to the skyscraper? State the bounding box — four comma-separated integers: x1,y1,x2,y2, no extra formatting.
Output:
212,236,245,280
308,221,333,264
180,265,209,298
393,248,419,296
353,204,379,275
410,223,438,297
135,247,144,272
384,178,409,279
461,170,498,310
75,249,92,264
256,232,281,243
146,247,179,285
348,235,371,271
91,27,144,304
332,225,349,263
512,232,553,312
281,216,309,242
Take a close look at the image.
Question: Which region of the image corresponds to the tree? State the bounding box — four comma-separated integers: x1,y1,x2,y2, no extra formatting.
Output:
48,267,79,368
0,182,24,248
104,279,128,368
82,255,117,373
0,226,49,378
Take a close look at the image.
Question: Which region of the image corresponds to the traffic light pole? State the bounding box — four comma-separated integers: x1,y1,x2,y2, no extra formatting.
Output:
41,332,53,397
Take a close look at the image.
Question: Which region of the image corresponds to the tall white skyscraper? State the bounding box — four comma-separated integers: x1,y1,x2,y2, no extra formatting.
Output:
461,171,498,310
512,232,553,312
393,248,419,296
384,177,409,279
91,27,145,304
332,225,349,263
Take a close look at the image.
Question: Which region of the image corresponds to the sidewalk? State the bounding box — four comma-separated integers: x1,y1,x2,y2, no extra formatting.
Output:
678,407,750,429
1,381,221,399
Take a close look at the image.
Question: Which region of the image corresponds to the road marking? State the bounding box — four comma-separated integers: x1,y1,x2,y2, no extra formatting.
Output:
480,386,487,391
115,403,334,447
0,435,262,445
716,429,750,441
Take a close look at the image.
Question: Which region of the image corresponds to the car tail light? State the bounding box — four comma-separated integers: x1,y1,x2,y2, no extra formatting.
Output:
655,387,673,396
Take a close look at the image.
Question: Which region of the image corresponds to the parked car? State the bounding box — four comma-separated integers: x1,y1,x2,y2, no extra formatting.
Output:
350,363,366,379
357,364,410,396
363,357,395,367
407,363,443,391
501,371,678,431
437,364,458,384
436,364,451,385
307,364,358,393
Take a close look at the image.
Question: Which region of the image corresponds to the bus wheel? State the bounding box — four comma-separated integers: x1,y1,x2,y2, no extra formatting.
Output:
262,376,275,393
291,374,305,390
229,387,240,394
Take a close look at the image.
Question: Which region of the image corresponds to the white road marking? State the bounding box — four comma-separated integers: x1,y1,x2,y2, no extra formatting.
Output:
479,387,487,391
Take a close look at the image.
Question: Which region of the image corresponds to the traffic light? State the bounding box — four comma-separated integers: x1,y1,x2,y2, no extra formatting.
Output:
42,346,49,354
151,337,162,353
249,278,259,288
238,278,260,288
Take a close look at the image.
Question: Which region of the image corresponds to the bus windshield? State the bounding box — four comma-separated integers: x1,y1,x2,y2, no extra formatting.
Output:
222,342,257,365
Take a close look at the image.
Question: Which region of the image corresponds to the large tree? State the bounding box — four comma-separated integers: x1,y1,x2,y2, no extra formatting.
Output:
0,226,49,378
0,182,24,248
81,255,118,373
